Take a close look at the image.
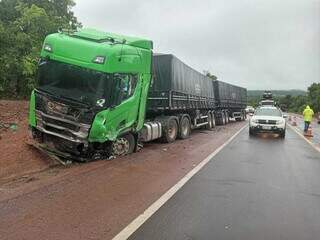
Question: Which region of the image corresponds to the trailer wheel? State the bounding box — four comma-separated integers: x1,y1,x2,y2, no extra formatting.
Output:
205,113,214,130
179,116,191,139
162,118,178,143
211,113,216,128
239,112,244,121
221,112,226,125
243,111,247,120
112,133,135,156
225,112,229,124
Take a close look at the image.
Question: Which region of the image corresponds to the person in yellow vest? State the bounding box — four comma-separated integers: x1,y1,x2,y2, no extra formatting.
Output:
303,105,314,132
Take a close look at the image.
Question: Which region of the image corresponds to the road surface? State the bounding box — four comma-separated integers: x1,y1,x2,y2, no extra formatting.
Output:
0,121,246,240
129,127,320,240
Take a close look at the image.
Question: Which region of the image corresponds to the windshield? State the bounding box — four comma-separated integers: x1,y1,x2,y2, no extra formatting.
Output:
37,59,112,106
254,108,282,117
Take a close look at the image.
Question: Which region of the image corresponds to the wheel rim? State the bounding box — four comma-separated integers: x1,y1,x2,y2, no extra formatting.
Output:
112,137,130,156
168,121,177,139
222,114,225,124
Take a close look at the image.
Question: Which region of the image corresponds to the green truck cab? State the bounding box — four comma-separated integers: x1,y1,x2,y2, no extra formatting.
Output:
29,28,153,160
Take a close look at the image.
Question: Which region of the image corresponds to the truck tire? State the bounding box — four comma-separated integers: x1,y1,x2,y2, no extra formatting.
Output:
225,112,229,124
162,117,178,143
241,111,245,121
178,116,191,139
221,112,226,125
112,133,135,156
280,131,285,138
243,111,247,120
211,113,216,128
205,112,214,130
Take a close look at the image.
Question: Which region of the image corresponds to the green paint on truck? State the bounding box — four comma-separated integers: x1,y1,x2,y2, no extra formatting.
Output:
29,28,153,159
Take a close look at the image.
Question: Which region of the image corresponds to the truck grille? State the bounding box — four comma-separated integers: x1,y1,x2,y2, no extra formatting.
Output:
44,125,75,138
35,110,90,143
42,115,80,132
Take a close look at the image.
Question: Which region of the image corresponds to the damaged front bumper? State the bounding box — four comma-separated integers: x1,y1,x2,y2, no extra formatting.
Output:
30,126,111,164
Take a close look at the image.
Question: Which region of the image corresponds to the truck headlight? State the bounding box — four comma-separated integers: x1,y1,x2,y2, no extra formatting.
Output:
44,43,53,52
251,119,259,124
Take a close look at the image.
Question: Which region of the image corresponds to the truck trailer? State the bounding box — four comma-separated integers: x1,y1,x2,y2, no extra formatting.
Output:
28,28,247,161
213,80,247,124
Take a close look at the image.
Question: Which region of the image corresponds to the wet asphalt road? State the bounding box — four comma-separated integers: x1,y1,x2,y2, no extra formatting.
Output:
129,127,320,240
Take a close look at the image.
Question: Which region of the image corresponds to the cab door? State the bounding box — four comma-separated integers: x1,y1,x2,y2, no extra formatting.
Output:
106,73,140,136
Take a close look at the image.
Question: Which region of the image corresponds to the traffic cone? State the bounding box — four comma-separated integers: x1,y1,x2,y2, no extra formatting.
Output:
292,116,297,126
304,125,313,137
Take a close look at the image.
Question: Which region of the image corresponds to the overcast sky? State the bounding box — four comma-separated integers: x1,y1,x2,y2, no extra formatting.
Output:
73,0,320,90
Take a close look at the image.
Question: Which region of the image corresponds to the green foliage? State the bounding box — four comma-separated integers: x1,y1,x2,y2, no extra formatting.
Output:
203,70,218,80
0,0,81,98
308,83,320,113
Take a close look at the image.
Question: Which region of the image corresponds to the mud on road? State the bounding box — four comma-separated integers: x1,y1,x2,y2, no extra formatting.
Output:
0,100,246,240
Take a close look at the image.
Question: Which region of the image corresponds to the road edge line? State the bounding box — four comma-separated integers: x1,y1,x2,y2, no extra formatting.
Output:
288,124,320,153
112,123,248,240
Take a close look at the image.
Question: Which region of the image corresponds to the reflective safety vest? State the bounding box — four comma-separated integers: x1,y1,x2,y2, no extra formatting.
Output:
303,106,314,122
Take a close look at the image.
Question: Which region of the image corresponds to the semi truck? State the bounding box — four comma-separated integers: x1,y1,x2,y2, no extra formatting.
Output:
28,28,247,161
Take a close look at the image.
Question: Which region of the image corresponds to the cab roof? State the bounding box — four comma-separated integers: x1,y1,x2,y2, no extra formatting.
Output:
70,28,153,50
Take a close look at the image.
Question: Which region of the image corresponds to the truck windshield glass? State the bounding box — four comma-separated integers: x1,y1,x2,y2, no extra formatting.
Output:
37,59,112,106
255,108,282,117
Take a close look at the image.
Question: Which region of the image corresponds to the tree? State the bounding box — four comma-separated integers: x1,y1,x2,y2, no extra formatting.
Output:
308,83,320,113
203,70,218,80
0,0,81,98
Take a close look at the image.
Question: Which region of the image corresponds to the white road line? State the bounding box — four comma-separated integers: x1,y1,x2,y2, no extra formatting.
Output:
288,124,320,153
112,124,248,240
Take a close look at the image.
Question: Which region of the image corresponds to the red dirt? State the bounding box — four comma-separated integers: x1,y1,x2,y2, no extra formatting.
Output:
0,100,247,240
0,101,56,183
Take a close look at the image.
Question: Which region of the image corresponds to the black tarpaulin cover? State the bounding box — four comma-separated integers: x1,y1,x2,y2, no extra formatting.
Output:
213,80,247,104
150,54,215,98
